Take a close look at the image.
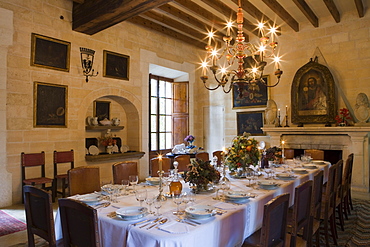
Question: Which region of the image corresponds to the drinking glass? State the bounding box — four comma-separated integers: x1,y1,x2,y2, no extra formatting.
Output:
135,188,147,207
246,173,253,186
188,191,196,205
172,193,183,215
154,199,162,216
220,180,230,197
129,175,139,191
121,180,129,195
145,194,156,214
213,183,221,200
181,192,190,212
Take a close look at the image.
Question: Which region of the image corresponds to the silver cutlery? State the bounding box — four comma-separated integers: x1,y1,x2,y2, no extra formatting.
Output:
175,218,197,226
148,218,168,229
139,217,161,228
132,218,151,226
94,202,110,209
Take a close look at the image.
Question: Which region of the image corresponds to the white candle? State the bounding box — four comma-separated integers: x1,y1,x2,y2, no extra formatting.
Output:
158,155,163,171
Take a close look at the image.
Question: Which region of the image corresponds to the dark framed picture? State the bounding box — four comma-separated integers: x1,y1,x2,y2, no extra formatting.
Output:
31,33,70,72
237,111,264,136
103,50,129,80
232,75,269,109
291,58,336,125
34,82,67,128
94,101,110,121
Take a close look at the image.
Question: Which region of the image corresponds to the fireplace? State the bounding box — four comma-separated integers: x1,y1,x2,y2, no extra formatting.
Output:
263,126,370,192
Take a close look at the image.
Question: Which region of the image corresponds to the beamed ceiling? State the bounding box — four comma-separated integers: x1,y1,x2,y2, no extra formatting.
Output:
72,0,367,49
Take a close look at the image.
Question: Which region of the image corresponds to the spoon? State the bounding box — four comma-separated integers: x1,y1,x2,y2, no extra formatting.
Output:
147,218,167,229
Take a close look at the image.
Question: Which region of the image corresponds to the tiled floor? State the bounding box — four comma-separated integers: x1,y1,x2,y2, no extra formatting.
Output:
0,191,369,246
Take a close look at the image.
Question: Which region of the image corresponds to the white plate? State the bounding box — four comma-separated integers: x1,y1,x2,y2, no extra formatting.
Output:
121,145,129,153
88,145,99,155
112,144,119,153
77,195,102,205
293,168,308,174
312,161,327,165
224,191,254,200
145,177,160,185
258,181,279,189
185,205,216,219
116,206,148,220
303,164,318,169
276,173,296,180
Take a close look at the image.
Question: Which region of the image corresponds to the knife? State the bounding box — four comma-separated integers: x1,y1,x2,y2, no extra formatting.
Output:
132,218,151,226
139,217,161,228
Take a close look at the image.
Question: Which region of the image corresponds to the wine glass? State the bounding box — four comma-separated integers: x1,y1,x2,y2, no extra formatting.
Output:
188,191,196,205
154,199,162,216
213,183,221,200
121,180,129,195
220,180,230,197
135,188,147,207
145,194,156,214
172,193,183,215
181,192,190,212
246,173,253,186
129,175,139,191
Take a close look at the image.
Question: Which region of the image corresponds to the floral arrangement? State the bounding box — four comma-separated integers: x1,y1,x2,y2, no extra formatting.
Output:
335,108,351,126
265,146,282,161
99,134,117,147
184,159,220,189
184,135,195,143
225,132,260,171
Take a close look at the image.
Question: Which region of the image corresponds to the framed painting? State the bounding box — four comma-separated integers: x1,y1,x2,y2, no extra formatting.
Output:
103,50,130,80
232,75,269,109
31,33,70,72
237,111,264,136
34,82,67,128
94,101,110,121
291,57,336,126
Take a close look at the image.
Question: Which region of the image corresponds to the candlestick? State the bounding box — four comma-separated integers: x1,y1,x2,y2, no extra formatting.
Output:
157,170,167,201
284,106,289,127
158,155,163,171
221,147,229,182
277,108,282,127
281,141,285,159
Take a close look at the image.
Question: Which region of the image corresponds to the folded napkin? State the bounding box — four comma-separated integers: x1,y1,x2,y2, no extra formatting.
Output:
213,202,238,210
157,220,189,234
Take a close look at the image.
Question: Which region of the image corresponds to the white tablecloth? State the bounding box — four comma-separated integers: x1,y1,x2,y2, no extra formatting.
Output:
55,161,330,247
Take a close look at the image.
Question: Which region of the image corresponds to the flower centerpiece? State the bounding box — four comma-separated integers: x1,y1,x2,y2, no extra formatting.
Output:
184,135,195,148
335,108,352,126
225,132,260,172
184,159,220,193
99,133,117,154
265,146,283,164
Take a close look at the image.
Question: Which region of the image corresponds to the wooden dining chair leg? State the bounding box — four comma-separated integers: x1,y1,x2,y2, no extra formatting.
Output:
336,202,345,231
330,214,338,245
348,190,354,210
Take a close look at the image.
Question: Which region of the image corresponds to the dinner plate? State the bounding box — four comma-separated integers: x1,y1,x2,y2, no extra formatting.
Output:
224,191,255,200
258,181,279,189
293,168,308,174
145,177,160,185
112,144,119,153
77,194,102,205
302,164,318,169
116,206,148,220
276,173,296,180
88,145,99,155
185,205,216,219
312,161,327,165
121,145,129,153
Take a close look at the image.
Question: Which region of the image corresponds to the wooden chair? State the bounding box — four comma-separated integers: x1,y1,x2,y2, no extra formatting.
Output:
308,170,324,247
112,161,138,184
334,159,345,232
58,198,100,247
23,185,62,247
21,152,55,203
286,180,313,247
342,153,354,219
243,193,290,247
320,161,339,247
212,150,222,167
68,166,100,196
284,148,295,159
53,150,74,198
150,157,171,177
195,152,209,161
174,154,191,172
304,149,324,160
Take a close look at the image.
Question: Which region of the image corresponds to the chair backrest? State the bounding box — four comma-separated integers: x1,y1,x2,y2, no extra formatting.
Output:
324,162,337,212
58,198,100,247
260,193,290,247
21,152,46,180
291,180,313,242
150,157,171,176
312,170,324,219
304,149,324,160
284,148,295,159
23,185,56,246
195,152,209,161
174,155,191,172
112,161,138,184
343,153,354,190
68,166,100,196
212,151,222,167
334,159,343,202
54,150,74,176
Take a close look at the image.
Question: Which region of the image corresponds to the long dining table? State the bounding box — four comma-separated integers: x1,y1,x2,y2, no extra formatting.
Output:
55,160,330,247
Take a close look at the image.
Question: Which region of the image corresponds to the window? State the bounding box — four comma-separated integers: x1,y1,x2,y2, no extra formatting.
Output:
149,75,173,151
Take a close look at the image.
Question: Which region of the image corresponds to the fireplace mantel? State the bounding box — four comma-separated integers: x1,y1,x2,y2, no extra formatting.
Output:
262,126,370,192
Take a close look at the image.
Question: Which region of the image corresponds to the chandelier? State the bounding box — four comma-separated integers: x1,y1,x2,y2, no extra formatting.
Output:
200,1,283,98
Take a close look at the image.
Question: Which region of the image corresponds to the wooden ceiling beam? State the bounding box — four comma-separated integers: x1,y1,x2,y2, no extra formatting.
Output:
127,15,206,49
354,0,364,18
293,0,319,27
156,4,225,40
262,0,299,32
199,0,260,37
322,0,340,23
72,0,173,35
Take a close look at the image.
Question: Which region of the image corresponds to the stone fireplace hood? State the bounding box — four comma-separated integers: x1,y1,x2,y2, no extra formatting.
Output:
263,126,370,192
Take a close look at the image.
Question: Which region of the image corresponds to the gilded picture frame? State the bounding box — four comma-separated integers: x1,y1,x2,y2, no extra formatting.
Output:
232,75,270,109
94,101,110,121
237,111,265,136
31,33,70,72
34,82,67,128
103,50,130,80
291,58,336,125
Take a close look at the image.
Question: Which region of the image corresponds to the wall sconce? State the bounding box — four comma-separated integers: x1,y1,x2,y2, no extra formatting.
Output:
80,47,98,82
